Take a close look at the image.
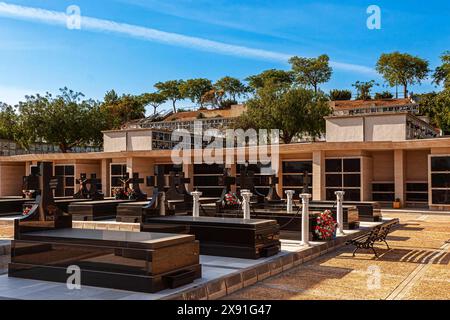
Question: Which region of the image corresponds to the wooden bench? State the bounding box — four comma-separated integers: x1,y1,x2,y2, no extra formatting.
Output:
346,220,398,257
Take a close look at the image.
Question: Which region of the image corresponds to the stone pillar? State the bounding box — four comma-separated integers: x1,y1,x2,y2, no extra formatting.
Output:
241,190,252,220
230,164,237,193
191,191,202,218
101,159,111,197
285,190,295,213
394,150,405,205
300,193,312,246
312,150,325,201
335,191,345,235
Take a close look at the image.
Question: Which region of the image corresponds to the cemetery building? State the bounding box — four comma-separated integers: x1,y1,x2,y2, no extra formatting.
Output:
1,97,450,211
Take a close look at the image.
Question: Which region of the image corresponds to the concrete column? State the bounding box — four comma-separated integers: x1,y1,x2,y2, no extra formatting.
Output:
101,159,111,197
335,191,345,235
191,191,202,218
241,190,252,220
285,190,295,213
394,150,406,205
230,163,237,193
277,156,284,198
300,193,312,246
126,157,133,176
312,150,325,201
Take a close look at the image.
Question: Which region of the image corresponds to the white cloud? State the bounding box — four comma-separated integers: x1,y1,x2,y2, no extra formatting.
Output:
0,2,377,75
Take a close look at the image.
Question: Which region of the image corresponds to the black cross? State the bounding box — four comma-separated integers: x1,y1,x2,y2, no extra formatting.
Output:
146,166,166,191
74,173,89,199
302,170,310,194
174,173,190,195
87,174,103,199
218,169,236,193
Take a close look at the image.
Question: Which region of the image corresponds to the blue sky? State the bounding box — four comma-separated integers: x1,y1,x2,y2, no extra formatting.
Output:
0,0,449,113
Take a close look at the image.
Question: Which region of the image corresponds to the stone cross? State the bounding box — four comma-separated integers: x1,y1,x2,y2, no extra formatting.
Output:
300,193,312,246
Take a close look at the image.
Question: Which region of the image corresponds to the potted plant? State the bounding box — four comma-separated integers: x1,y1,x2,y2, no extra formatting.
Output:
393,198,401,209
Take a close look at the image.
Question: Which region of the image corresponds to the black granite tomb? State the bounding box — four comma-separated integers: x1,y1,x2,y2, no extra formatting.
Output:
9,162,202,293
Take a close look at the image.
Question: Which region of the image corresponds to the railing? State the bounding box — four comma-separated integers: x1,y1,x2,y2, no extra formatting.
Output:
0,139,101,156
332,104,420,116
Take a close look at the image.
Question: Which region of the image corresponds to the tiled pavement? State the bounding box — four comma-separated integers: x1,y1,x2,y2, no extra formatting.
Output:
226,212,450,300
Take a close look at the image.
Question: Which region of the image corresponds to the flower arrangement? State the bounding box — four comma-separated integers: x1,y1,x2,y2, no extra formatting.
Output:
223,192,240,207
127,189,137,200
22,206,32,216
112,187,126,200
22,190,35,199
314,210,336,240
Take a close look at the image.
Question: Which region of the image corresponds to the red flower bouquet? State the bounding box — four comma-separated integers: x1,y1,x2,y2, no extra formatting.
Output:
314,210,336,240
223,192,240,207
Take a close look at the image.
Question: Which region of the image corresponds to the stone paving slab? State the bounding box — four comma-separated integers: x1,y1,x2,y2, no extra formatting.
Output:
226,213,450,300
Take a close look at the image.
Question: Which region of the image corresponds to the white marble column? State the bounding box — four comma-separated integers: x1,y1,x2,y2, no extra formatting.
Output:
191,191,202,218
335,191,345,235
300,193,312,246
285,190,295,214
241,190,252,220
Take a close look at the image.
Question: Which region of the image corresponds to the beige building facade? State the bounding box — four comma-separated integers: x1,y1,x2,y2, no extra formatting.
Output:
1,99,449,211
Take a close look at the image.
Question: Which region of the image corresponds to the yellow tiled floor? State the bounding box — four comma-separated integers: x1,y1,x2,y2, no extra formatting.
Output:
226,213,450,300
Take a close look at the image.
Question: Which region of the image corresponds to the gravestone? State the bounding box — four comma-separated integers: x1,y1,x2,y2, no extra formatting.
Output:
238,166,265,203
22,166,40,199
216,169,239,212
266,174,282,203
302,170,310,194
127,173,147,201
10,163,201,293
117,166,172,223
16,162,72,236
87,174,104,200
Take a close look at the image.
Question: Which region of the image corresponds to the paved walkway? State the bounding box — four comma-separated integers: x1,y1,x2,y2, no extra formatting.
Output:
226,213,450,300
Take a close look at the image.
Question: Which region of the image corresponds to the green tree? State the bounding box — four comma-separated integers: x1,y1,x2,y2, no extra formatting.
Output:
154,80,185,113
140,92,167,115
329,89,352,101
101,93,146,129
16,88,105,153
180,78,213,108
417,91,450,134
0,103,18,140
235,84,330,143
374,91,394,99
201,89,225,108
352,80,377,100
289,54,333,93
246,69,294,91
433,51,450,90
376,52,430,98
103,89,120,105
214,76,248,101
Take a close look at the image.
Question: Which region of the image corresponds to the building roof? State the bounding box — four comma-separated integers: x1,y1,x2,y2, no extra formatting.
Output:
162,104,246,122
330,98,414,111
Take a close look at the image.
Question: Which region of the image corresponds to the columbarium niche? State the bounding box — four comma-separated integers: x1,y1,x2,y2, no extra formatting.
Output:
431,156,450,205
325,158,361,201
